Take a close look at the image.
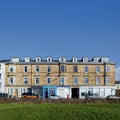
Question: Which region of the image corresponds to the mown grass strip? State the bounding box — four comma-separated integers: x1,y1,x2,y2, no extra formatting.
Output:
0,104,120,120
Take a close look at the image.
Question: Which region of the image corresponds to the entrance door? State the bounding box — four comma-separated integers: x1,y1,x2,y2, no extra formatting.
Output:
44,88,48,98
72,88,79,98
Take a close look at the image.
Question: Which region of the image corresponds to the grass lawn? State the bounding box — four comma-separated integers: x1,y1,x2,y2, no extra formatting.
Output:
0,103,120,120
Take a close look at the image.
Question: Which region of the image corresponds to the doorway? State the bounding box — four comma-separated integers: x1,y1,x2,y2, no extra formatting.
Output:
72,88,79,98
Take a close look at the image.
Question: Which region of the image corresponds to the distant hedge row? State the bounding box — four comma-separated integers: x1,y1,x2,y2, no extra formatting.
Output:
0,98,120,104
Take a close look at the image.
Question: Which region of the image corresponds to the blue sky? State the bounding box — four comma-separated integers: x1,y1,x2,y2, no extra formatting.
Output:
0,0,120,67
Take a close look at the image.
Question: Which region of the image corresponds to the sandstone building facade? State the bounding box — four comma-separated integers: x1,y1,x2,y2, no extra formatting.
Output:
3,56,115,98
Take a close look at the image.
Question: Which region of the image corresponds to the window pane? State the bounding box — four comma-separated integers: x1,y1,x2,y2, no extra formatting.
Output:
50,88,55,96
61,66,66,72
84,77,89,84
105,66,110,72
47,78,51,84
105,77,110,85
84,66,88,72
24,66,27,72
96,66,100,73
60,77,65,85
11,88,13,94
96,78,100,85
0,82,1,88
74,78,78,85
36,66,39,72
10,78,13,84
24,78,28,84
47,66,51,73
35,78,39,84
74,66,78,72
10,68,13,72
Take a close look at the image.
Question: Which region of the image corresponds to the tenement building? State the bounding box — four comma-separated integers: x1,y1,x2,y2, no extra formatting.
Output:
4,56,116,98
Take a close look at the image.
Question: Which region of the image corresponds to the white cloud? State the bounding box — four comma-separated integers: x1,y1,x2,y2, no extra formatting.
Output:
115,67,120,81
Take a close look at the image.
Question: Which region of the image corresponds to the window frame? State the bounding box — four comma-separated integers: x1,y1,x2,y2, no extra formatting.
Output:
36,66,40,72
96,66,100,73
61,65,66,72
105,77,110,85
47,77,51,84
84,66,88,73
105,66,110,72
84,77,89,84
9,77,13,85
24,77,28,85
35,77,39,85
47,66,51,73
60,77,65,85
74,77,78,85
96,77,100,85
24,66,28,72
74,66,78,72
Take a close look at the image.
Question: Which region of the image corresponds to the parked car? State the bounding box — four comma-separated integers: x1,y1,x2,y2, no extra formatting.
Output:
21,93,39,98
106,95,120,99
49,95,64,99
0,93,8,98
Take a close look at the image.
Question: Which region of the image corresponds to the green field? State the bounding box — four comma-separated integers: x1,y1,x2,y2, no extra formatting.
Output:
0,103,120,120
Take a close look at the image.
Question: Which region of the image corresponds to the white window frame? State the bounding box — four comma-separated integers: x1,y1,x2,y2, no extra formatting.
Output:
11,88,13,94
8,88,10,94
59,57,66,62
105,77,110,85
105,66,110,72
60,77,66,85
9,77,14,85
84,77,89,85
96,77,100,85
83,57,88,62
47,57,52,62
36,57,41,62
9,77,16,85
61,65,66,72
73,57,78,62
25,57,31,62
24,77,28,85
36,66,40,72
9,66,16,72
47,77,51,85
84,66,88,73
96,66,100,73
74,77,78,85
20,88,23,95
24,66,28,72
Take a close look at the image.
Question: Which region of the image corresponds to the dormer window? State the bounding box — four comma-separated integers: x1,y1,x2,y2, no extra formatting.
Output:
83,57,88,62
101,57,109,62
47,57,52,62
72,57,78,62
11,57,20,62
93,57,99,62
36,57,41,62
59,57,66,62
25,57,31,62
